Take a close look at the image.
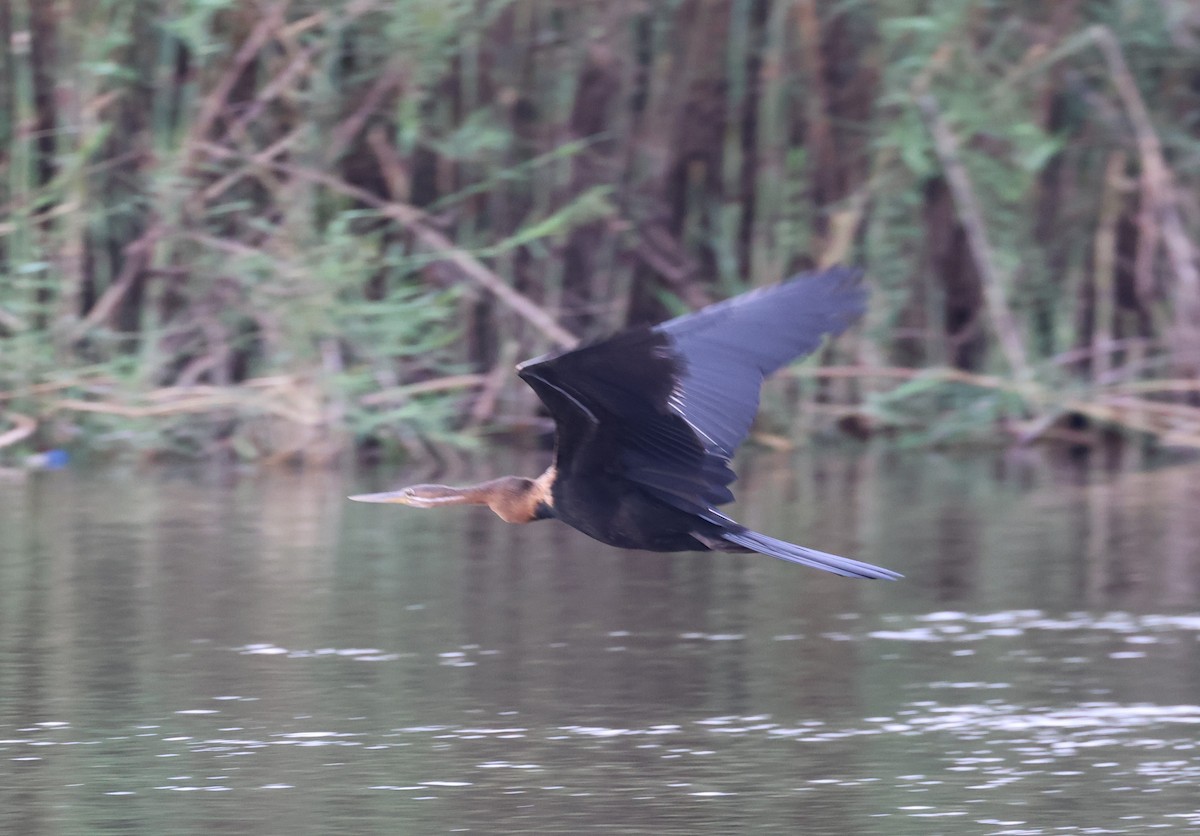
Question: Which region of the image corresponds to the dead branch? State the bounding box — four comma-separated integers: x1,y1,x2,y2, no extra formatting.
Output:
358,374,487,406
787,364,1200,448
468,340,521,428
0,412,36,450
68,224,162,341
915,93,1031,380
268,160,579,348
366,125,411,201
324,59,407,164
1089,25,1200,373
200,127,304,203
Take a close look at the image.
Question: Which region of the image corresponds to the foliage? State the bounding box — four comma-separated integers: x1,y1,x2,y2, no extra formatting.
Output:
2,0,1199,462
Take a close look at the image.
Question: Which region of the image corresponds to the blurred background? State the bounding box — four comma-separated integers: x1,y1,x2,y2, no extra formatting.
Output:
5,4,1200,833
2,0,1199,463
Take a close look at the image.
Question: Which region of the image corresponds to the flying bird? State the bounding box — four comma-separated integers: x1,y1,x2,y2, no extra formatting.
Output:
351,267,900,579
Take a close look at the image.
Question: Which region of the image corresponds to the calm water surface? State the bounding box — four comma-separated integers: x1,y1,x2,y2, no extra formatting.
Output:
2,449,1200,834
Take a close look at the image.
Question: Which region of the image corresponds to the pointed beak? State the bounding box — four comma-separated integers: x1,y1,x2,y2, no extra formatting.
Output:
348,490,411,504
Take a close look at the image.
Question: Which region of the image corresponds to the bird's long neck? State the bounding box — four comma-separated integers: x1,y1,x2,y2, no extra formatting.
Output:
446,471,555,524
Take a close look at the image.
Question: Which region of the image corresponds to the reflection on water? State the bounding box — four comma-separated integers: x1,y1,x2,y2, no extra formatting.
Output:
2,449,1200,833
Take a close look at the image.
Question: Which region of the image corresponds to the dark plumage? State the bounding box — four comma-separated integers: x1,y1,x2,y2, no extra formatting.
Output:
351,267,900,580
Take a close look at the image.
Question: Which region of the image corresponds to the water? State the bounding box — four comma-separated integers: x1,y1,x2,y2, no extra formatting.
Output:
2,449,1200,834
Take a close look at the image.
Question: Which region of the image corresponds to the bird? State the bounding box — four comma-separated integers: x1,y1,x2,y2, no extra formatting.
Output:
350,267,900,580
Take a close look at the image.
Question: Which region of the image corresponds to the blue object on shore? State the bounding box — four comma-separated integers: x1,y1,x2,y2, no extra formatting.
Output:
25,449,70,470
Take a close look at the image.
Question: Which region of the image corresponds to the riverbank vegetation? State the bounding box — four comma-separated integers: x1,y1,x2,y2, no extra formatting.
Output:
2,0,1199,463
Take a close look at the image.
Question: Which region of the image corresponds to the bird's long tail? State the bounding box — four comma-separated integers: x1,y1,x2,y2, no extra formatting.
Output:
719,528,901,580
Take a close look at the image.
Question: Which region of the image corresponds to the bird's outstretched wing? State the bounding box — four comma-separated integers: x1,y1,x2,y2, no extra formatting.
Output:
517,267,866,515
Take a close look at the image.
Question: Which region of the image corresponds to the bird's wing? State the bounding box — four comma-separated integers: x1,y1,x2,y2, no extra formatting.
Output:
517,326,706,485
653,265,866,468
518,267,866,515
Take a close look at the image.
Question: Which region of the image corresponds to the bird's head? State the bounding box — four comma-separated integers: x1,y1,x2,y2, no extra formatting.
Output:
349,476,552,523
348,484,464,509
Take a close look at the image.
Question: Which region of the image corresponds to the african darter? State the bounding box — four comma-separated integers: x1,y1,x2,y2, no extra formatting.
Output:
351,267,900,579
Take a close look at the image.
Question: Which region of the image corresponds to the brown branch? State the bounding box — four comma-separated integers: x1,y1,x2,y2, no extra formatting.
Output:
324,59,407,164
358,374,487,406
200,127,304,203
68,224,162,341
269,160,579,348
222,44,319,145
366,124,411,201
0,412,36,450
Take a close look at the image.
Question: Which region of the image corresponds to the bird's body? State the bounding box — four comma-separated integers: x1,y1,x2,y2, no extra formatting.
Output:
352,267,900,580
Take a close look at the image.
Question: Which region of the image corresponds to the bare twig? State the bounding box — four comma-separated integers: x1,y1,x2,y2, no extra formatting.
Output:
366,124,411,201
68,224,162,341
324,59,407,164
200,127,304,203
818,186,869,269
221,42,319,145
358,374,487,406
0,412,36,450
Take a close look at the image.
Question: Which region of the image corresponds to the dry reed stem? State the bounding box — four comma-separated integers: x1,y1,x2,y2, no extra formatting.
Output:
0,412,36,449
1092,150,1127,381
358,374,487,406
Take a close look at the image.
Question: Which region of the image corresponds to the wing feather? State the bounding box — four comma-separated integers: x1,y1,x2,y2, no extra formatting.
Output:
518,267,867,515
